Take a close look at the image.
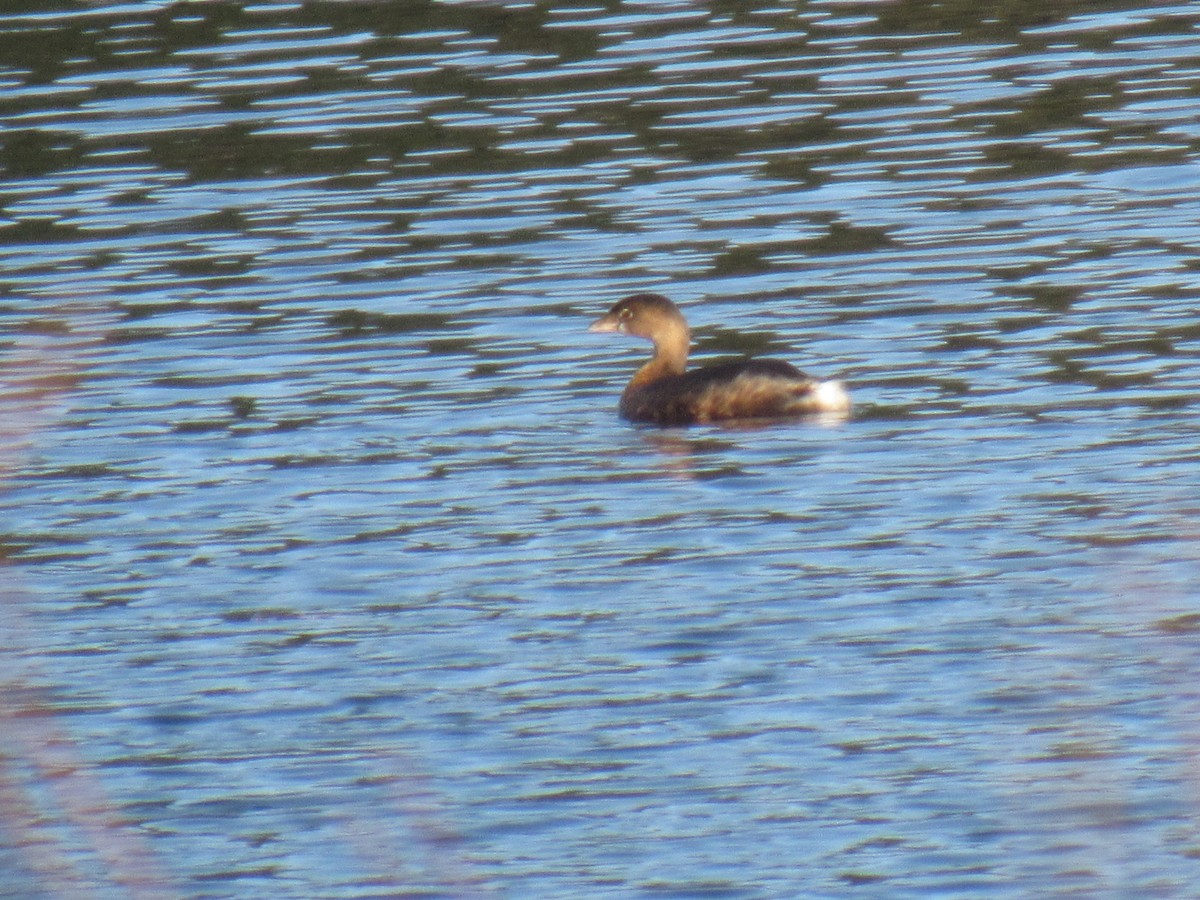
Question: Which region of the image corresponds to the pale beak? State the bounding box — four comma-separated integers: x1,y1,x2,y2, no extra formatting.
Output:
588,313,623,334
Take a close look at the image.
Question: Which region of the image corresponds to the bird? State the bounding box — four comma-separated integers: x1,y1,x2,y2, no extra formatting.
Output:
589,293,850,426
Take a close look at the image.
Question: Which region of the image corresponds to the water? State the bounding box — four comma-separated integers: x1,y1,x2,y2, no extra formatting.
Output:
3,1,1200,896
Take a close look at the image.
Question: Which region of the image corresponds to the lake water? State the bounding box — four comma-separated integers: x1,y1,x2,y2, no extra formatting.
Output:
3,1,1200,897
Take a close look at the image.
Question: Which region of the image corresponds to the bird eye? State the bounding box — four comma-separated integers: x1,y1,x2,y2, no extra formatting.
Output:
619,307,632,319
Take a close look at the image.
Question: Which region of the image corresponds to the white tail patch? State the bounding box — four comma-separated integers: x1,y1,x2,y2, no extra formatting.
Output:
812,379,852,414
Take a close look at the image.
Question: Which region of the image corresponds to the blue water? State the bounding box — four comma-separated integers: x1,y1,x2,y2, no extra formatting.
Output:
3,1,1200,896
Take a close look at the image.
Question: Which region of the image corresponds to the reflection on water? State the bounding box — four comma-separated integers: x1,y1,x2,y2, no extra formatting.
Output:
4,0,1200,896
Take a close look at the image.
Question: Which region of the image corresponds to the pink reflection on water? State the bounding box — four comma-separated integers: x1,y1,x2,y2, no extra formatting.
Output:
0,318,174,895
0,314,492,895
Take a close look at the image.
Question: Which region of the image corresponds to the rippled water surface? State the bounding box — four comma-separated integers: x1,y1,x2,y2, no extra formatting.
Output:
4,1,1200,896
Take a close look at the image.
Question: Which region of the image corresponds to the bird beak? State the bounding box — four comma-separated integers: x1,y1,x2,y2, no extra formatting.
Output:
588,313,622,334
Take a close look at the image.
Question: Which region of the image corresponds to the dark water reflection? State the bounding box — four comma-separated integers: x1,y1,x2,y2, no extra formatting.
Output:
4,0,1200,896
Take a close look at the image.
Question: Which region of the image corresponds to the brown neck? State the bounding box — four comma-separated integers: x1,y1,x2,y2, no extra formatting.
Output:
628,321,689,388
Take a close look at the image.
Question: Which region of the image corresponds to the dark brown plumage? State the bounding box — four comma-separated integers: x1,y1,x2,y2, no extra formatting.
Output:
589,293,851,426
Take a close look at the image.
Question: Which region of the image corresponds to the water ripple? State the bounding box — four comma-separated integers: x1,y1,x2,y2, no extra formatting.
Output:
3,2,1200,897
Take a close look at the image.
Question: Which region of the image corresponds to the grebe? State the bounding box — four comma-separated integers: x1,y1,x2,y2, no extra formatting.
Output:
589,293,850,426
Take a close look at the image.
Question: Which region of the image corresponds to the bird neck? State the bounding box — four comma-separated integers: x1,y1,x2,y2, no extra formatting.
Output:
629,322,689,388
